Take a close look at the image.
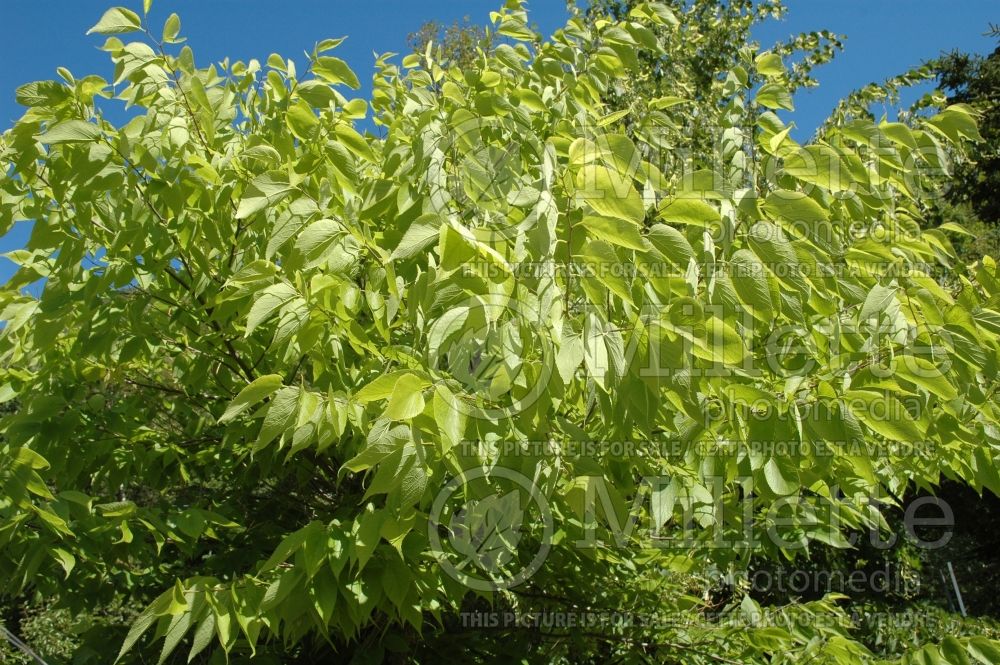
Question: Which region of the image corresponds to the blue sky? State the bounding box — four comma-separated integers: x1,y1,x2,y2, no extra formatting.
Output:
1,1,997,284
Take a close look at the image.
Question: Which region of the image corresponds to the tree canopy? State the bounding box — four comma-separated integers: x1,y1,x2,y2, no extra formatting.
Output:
934,34,1000,226
2,1,1000,663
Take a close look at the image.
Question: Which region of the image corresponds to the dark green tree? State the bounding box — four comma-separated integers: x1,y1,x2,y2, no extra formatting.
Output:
934,33,1000,226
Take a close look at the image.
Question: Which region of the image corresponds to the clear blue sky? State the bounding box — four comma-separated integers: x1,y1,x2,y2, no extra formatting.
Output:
1,1,997,284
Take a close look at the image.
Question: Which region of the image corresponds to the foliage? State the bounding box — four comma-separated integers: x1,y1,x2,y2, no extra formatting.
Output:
1,1,1000,663
583,0,843,97
933,37,1000,226
1,600,76,664
580,0,843,159
407,16,498,72
926,200,1000,268
1,596,139,665
851,601,1000,659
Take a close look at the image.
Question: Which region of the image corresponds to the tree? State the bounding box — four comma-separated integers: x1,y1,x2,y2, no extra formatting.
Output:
934,34,1000,226
579,0,843,169
921,33,1000,265
407,16,496,72
1,1,999,663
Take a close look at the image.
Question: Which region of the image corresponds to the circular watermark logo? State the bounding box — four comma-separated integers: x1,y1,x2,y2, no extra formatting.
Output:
423,112,547,217
428,465,552,591
422,294,556,423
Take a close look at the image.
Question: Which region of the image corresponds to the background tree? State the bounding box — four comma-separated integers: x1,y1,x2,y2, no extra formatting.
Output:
581,0,842,175
923,30,1000,265
935,30,1000,226
407,16,496,71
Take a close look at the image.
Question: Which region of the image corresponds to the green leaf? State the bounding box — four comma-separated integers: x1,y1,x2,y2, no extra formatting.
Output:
316,37,347,53
438,222,478,272
747,221,798,272
384,373,427,421
354,371,411,404
575,163,645,224
256,386,300,450
382,557,411,609
352,506,384,572
556,325,584,385
448,489,524,572
15,447,50,470
117,590,171,662
892,356,958,401
580,215,645,250
260,523,317,572
967,637,1000,664
158,608,193,664
667,296,704,329
782,145,852,192
498,18,535,41
647,223,696,267
583,313,611,389
344,421,409,474
648,95,688,110
294,219,342,258
762,189,829,227
844,389,923,443
432,384,466,453
757,83,794,111
658,198,721,227
755,52,785,78
729,249,774,322
313,56,360,89
649,480,676,528
391,214,441,261
188,613,216,663
859,284,897,321
286,100,319,140
246,282,299,336
162,13,181,43
579,240,633,304
219,375,283,424
937,221,974,237
386,443,427,506
334,123,375,162
927,105,982,143
16,81,72,108
236,172,295,219
597,109,630,127
881,121,919,150
695,315,747,366
763,458,798,495
86,7,142,35
52,548,76,578
38,120,102,144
